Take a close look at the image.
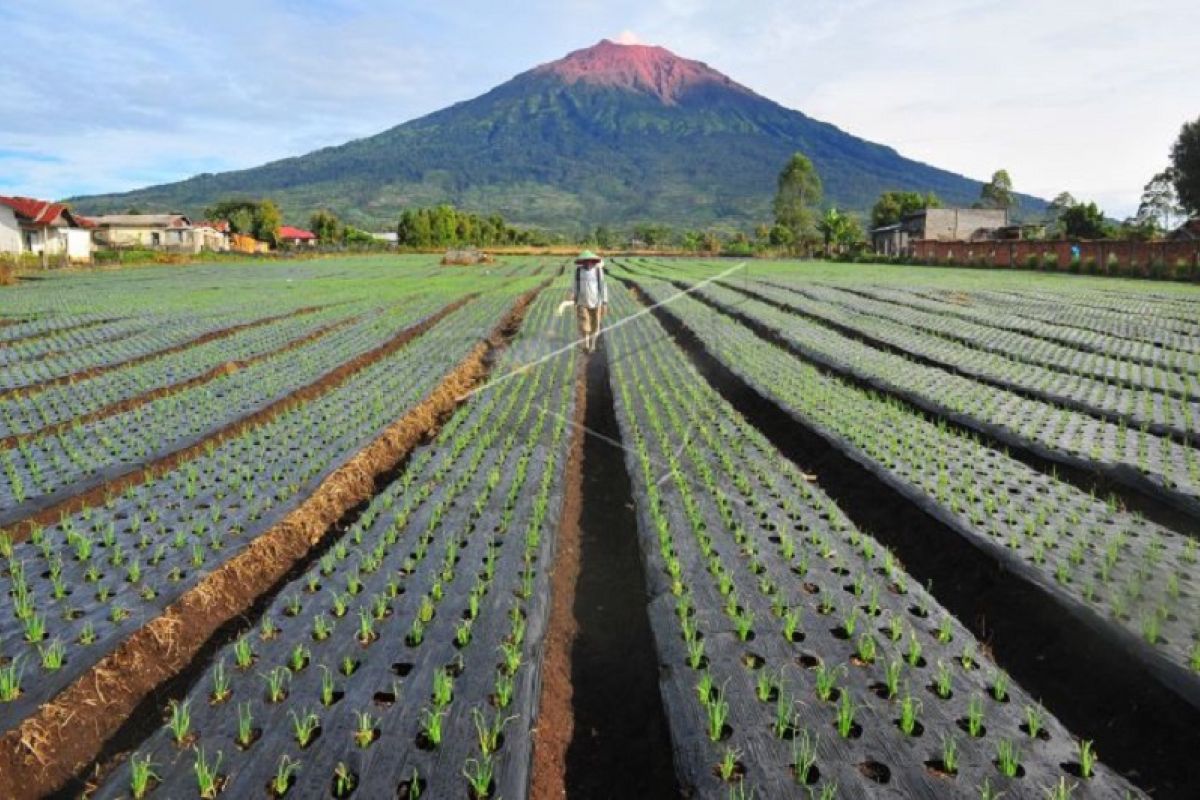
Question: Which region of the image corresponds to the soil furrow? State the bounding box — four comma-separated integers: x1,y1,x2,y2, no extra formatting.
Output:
621,277,1199,798
0,306,323,400
1,297,472,542
0,282,547,799
529,365,586,800
1,315,360,450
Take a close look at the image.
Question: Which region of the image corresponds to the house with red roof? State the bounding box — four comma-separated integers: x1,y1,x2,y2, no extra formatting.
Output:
278,225,317,247
0,195,91,262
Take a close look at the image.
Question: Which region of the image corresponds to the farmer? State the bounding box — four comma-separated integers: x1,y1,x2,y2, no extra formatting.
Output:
570,250,608,353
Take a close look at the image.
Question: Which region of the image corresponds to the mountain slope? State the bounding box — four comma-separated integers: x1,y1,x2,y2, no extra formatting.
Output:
71,40,1038,231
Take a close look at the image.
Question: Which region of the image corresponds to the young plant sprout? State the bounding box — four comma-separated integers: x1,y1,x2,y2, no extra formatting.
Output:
1024,703,1045,739
271,755,301,796
463,754,495,798
236,702,255,748
420,707,446,747
332,762,356,798
128,752,160,799
192,747,222,799
353,710,377,748
290,707,320,747
996,738,1021,778
835,690,857,738
472,707,514,756
966,695,985,738
898,692,921,736
718,746,742,782
791,729,818,785
941,735,959,774
1078,739,1097,778
167,699,192,745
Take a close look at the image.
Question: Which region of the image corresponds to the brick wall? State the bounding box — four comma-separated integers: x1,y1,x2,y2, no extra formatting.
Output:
910,239,1200,281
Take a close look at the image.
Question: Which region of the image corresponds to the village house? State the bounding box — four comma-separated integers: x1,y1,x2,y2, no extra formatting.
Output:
278,225,317,246
0,195,91,262
191,220,231,252
88,214,204,253
872,207,1009,256
1169,218,1200,241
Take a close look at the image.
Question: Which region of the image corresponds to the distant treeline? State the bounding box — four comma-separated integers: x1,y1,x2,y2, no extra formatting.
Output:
395,205,544,247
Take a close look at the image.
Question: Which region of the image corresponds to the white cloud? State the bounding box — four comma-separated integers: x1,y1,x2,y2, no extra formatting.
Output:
615,29,643,45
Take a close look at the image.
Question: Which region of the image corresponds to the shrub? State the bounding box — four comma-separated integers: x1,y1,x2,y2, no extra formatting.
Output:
1024,254,1039,270
0,260,13,286
1042,252,1058,271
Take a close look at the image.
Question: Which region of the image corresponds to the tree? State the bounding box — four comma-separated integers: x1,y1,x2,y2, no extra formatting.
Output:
1171,116,1200,216
593,225,614,249
1060,201,1108,239
309,210,343,244
253,200,282,247
978,169,1017,211
773,153,823,249
701,231,722,254
818,208,864,255
1137,170,1183,232
870,191,941,228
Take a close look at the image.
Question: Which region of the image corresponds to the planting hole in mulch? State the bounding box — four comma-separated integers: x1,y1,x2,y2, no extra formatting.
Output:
925,758,958,778
395,776,428,799
858,759,891,784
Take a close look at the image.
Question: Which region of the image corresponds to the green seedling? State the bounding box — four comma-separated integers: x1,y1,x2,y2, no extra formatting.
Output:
835,690,857,738
884,658,902,699
420,707,445,747
773,691,794,739
262,666,290,703
493,671,514,709
39,639,66,671
997,738,1021,778
899,692,921,735
236,702,255,748
706,685,730,741
718,746,742,781
814,663,843,702
1078,739,1097,778
353,710,377,748
941,735,959,774
1045,776,1076,799
192,747,222,799
1024,703,1045,739
472,707,514,756
463,754,494,798
791,728,818,785
935,660,953,699
234,638,253,670
966,695,985,738
432,668,454,707
991,670,1009,702
332,762,356,798
271,755,301,796
129,752,160,799
168,699,192,745
290,707,319,747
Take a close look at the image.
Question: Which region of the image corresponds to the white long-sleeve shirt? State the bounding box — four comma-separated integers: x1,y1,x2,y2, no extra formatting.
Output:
573,262,608,309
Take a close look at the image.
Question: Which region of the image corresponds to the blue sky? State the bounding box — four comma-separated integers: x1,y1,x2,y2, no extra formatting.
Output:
1,0,1196,217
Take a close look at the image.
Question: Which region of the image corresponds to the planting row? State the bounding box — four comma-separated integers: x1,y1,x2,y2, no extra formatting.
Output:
0,289,527,734
735,280,1200,442
627,277,1200,697
682,279,1200,519
0,295,456,514
789,281,1200,402
92,286,577,800
0,303,363,438
605,285,1139,798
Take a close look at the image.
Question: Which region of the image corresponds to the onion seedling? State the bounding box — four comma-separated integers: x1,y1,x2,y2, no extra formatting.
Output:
1045,776,1075,799
996,739,1021,778
718,747,742,782
39,638,66,671
168,699,192,745
791,728,818,785
934,660,953,699
493,672,514,709
1024,703,1045,739
192,748,222,799
835,690,857,738
419,707,445,747
236,702,255,748
966,695,985,738
472,707,513,756
773,692,795,740
941,735,958,774
353,710,378,748
706,684,730,741
271,755,300,796
0,658,24,701
898,692,921,736
234,637,253,670
210,659,231,703
332,762,356,798
262,666,290,703
463,754,494,798
814,663,843,702
1078,739,1096,778
290,707,319,747
884,658,902,699
129,752,159,799
433,668,454,707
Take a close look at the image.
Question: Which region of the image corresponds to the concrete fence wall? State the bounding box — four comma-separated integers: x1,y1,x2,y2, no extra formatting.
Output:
910,238,1200,281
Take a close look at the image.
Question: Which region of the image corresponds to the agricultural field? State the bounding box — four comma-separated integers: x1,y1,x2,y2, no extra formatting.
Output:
0,255,1198,799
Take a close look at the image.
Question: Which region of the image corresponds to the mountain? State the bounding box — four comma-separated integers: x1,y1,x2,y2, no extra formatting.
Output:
70,40,1040,232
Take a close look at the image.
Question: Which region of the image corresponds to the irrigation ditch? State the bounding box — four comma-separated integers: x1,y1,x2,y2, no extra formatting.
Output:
619,274,1200,798
0,283,548,799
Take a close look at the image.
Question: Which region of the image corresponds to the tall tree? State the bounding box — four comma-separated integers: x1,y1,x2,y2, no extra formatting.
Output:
870,191,941,228
1060,201,1109,239
309,210,343,243
253,200,282,247
978,169,1017,211
1171,116,1200,216
818,208,863,254
1138,170,1184,232
773,153,823,247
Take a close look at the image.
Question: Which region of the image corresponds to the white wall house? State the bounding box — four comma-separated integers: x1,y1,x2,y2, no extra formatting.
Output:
0,196,90,263
0,205,21,254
